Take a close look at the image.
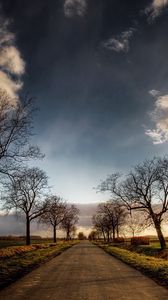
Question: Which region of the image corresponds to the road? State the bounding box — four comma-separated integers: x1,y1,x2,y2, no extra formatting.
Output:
0,241,168,300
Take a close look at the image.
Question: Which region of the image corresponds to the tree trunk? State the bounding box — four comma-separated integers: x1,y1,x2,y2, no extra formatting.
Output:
67,228,70,240
102,230,106,242
107,230,110,243
53,225,57,243
116,225,119,238
112,227,115,241
154,220,166,249
26,216,30,245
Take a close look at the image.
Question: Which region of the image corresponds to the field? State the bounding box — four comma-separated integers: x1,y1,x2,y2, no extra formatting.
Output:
0,238,56,249
0,238,78,290
93,239,168,286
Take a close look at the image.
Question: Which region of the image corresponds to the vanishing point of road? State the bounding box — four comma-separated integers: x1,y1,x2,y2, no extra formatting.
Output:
0,241,168,300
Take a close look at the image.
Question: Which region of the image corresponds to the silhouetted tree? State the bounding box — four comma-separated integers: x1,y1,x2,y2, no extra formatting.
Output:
0,89,42,179
78,232,86,240
4,167,48,245
93,200,126,242
98,157,168,249
61,205,79,240
88,230,98,241
40,196,66,243
92,213,109,241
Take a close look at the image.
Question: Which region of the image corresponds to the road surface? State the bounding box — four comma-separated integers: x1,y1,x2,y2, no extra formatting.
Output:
0,241,168,300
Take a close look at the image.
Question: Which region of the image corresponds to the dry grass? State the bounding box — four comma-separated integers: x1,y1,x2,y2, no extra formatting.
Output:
0,244,56,258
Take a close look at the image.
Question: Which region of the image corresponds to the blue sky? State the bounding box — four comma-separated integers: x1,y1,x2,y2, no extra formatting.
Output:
1,0,168,203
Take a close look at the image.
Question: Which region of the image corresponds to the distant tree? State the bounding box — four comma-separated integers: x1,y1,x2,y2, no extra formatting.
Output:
61,205,79,240
71,225,77,239
92,200,126,242
40,196,66,243
4,167,48,245
98,157,168,249
125,211,150,237
0,89,42,179
92,211,111,242
78,232,86,240
88,230,97,241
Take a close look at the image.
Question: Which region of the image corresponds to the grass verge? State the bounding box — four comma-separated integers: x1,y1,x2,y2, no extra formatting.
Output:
0,241,78,290
94,242,168,287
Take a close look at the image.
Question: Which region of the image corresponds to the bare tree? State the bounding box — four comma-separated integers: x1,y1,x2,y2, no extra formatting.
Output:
99,157,168,249
4,167,48,245
88,230,98,240
93,200,126,242
61,205,79,240
124,211,150,237
92,212,109,241
0,89,42,179
40,196,66,243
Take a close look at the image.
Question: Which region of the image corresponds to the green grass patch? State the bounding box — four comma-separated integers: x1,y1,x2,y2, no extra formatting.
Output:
0,240,78,290
94,241,168,286
113,242,167,257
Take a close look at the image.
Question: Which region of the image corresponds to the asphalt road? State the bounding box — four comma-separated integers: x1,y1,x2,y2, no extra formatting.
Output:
0,241,168,300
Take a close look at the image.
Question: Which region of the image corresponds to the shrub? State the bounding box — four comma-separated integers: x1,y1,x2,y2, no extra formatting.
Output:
131,236,150,245
78,232,86,240
114,237,125,243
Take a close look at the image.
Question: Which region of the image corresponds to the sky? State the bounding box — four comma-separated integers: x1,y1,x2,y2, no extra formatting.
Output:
1,0,168,203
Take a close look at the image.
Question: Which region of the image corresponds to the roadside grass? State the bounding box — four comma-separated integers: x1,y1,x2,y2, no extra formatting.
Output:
0,243,57,258
0,240,78,290
94,241,168,286
113,242,168,258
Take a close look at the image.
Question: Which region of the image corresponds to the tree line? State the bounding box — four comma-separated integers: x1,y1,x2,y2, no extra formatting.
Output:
93,157,168,249
0,89,79,245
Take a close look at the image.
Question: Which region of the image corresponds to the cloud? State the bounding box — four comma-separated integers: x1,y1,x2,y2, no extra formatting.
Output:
0,46,25,75
0,13,25,100
0,71,23,99
64,0,87,18
145,92,168,144
145,0,168,22
102,29,134,53
149,89,160,97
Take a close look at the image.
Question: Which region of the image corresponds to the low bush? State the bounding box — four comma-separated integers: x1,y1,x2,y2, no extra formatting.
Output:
131,236,150,245
113,237,125,243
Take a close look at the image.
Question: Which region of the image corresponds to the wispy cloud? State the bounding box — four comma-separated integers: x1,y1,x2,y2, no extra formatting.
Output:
145,0,168,22
145,91,168,144
149,89,160,97
102,29,135,53
0,13,25,100
64,0,87,18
